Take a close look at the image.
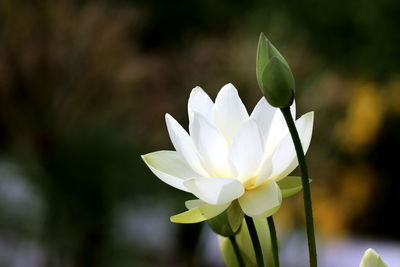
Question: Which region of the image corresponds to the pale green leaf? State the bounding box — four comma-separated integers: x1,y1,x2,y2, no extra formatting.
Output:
170,202,229,224
208,200,244,236
277,176,312,198
227,200,245,233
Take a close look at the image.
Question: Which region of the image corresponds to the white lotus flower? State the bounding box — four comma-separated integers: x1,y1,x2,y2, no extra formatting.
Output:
142,83,314,222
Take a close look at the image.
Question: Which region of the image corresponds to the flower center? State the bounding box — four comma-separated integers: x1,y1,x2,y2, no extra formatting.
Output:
243,176,257,190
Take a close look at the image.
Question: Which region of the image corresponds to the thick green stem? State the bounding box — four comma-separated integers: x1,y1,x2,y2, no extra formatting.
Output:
228,235,245,267
245,215,264,267
267,216,280,267
280,107,318,267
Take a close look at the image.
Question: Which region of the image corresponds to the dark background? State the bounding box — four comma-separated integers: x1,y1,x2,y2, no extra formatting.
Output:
0,0,399,266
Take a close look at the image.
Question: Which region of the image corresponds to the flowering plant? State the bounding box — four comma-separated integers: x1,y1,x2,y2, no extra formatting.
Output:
141,33,389,267
142,84,313,222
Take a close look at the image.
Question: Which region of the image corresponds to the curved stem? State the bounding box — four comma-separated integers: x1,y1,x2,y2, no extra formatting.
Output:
229,235,245,267
245,215,264,267
280,107,317,267
267,216,280,267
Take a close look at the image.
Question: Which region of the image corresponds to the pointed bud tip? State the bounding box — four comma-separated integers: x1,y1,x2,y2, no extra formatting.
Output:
260,32,271,44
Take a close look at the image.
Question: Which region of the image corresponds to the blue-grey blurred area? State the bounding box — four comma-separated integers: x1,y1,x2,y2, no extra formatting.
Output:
0,0,399,266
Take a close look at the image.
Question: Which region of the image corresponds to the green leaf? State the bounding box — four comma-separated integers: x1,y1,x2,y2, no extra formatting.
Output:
170,202,229,224
277,176,312,198
208,200,244,236
359,249,388,267
261,56,295,108
228,200,245,232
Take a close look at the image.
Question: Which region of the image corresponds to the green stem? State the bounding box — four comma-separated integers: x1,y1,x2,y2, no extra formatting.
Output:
280,107,317,267
267,216,280,267
229,235,245,267
245,215,264,267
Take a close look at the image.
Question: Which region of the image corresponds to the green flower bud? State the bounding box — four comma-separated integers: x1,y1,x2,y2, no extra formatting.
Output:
256,33,290,82
256,33,295,108
207,201,244,237
360,248,388,267
218,218,275,267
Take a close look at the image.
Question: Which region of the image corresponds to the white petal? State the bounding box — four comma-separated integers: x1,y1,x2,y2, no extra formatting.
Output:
190,112,230,176
213,83,249,142
238,181,282,218
188,86,214,133
264,112,288,154
290,100,296,118
183,177,244,205
264,100,296,156
254,156,273,187
229,119,264,181
251,97,278,142
142,151,198,192
165,113,208,176
269,112,314,180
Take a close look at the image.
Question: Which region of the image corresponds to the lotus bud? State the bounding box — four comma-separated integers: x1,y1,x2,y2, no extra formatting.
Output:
359,248,388,267
218,217,276,267
256,32,295,108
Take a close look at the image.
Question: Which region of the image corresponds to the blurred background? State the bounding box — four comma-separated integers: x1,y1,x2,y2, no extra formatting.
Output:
0,0,399,266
